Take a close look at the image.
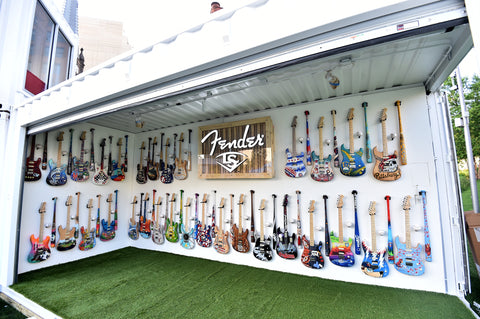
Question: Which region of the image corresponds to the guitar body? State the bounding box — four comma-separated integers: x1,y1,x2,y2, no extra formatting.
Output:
27,234,51,263
160,165,174,184
92,165,109,185
310,152,334,182
213,226,230,254
340,145,366,177
174,159,188,180
372,147,401,181
196,224,212,247
230,224,250,253
139,217,152,239
165,219,179,243
25,158,42,182
79,227,96,251
253,236,273,261
180,225,194,249
136,165,147,184
394,236,425,276
152,223,165,245
100,219,116,241
284,148,306,178
300,235,324,269
71,157,89,181
111,161,125,181
276,230,298,259
361,242,389,277
128,218,139,240
147,165,159,181
329,232,355,266
46,160,68,186
56,226,77,251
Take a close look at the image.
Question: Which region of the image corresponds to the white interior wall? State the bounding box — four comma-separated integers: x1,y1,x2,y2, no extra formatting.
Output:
18,86,450,294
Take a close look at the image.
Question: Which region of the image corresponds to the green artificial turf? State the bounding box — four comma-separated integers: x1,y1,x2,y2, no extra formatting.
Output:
12,247,473,319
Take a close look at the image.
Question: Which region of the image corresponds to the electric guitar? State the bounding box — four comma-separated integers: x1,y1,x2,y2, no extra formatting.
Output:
276,194,298,259
79,198,96,251
196,193,212,247
301,200,324,269
152,194,165,244
92,138,109,185
340,108,366,177
139,192,151,239
361,201,389,277
100,193,115,241
71,131,90,181
147,137,159,181
253,199,273,261
136,141,147,184
46,131,68,186
285,116,306,178
214,197,230,254
180,196,195,249
27,202,51,263
329,195,355,267
373,108,401,181
231,194,250,253
311,116,334,181
174,132,188,180
165,193,179,243
160,138,174,184
57,195,77,251
128,196,139,240
111,138,125,181
25,134,42,181
394,196,425,276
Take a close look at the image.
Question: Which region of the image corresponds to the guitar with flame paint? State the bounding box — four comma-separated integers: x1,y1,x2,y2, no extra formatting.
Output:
27,202,51,263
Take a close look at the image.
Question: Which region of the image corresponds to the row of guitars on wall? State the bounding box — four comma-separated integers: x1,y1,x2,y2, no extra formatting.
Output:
24,129,128,185
286,100,406,181
127,188,431,277
27,191,119,263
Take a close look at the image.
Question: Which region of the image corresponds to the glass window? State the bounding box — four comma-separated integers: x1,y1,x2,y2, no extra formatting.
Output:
51,32,71,87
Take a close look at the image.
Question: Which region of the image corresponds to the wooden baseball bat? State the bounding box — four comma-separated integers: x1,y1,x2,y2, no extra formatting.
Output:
395,100,407,165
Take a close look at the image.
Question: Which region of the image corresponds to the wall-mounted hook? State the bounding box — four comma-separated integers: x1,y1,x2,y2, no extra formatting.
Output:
388,133,397,141
355,131,363,139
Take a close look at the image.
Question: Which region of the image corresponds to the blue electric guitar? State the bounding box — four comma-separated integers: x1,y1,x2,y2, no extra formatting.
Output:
180,197,195,249
361,201,389,277
285,116,306,178
196,193,212,247
394,196,425,276
111,138,125,181
71,131,90,182
301,200,324,269
79,199,96,251
46,131,68,186
340,108,366,177
100,193,115,241
310,116,334,181
128,196,139,240
329,195,355,267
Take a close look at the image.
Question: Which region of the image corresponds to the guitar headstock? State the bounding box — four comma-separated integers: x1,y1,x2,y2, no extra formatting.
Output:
185,197,192,207
66,195,73,206
117,138,123,146
282,194,288,207
318,116,324,129
131,196,137,204
259,199,266,211
238,194,245,205
291,116,297,128
39,202,46,214
140,141,145,150
100,138,106,147
380,108,387,122
336,195,344,208
402,195,411,211
219,197,225,208
107,193,113,203
347,108,354,121
57,131,64,141
368,201,376,216
308,200,315,213
179,132,184,142
79,131,86,141
201,193,207,203
87,198,93,209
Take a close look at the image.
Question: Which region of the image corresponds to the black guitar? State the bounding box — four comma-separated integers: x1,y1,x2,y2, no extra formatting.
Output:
276,194,298,259
160,137,173,184
253,199,272,261
136,141,147,184
301,200,324,269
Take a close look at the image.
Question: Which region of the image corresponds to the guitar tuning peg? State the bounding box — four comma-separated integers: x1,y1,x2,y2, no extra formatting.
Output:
388,133,397,141
355,131,363,139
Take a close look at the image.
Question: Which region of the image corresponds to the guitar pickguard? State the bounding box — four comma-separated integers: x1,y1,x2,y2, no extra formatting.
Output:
300,236,324,269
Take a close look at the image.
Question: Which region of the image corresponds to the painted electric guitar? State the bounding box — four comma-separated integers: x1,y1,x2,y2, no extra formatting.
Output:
100,193,115,241
27,202,51,263
231,194,250,253
180,197,195,249
57,196,77,251
46,131,68,186
24,134,42,181
361,201,389,277
340,108,366,176
79,199,96,251
147,137,159,181
174,132,188,180
285,116,306,178
311,116,334,181
128,196,139,240
196,193,212,247
136,142,147,184
165,193,179,243
329,195,355,266
152,194,165,244
394,196,425,276
71,131,90,181
92,138,109,185
301,200,324,269
373,108,401,181
139,192,151,239
276,194,297,259
214,198,230,254
253,199,273,261
111,138,125,181
160,138,174,184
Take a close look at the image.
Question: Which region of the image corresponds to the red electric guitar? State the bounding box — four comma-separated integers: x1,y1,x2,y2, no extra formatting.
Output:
25,134,42,182
27,202,51,263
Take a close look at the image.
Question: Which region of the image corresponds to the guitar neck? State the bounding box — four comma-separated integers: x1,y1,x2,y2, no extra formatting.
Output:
338,206,344,244
382,119,388,157
259,202,265,239
319,124,324,159
39,208,45,242
370,210,376,251
57,139,63,165
405,208,411,249
42,133,48,169
291,126,296,155
238,199,243,230
309,209,314,246
349,118,354,153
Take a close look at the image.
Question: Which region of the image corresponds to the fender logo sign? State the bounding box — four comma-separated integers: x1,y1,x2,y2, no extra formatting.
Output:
198,117,274,179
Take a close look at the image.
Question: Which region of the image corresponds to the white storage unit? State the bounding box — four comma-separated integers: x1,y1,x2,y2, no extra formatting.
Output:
1,0,477,299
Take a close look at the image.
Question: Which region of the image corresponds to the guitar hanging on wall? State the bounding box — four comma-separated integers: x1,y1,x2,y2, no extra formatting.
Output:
27,202,51,263
136,142,147,184
361,201,389,278
50,197,57,248
180,197,195,249
100,193,116,241
214,197,230,254
79,198,96,251
276,194,297,259
311,116,334,182
46,131,68,186
25,134,42,182
92,138,109,185
340,108,366,177
301,200,324,269
329,195,355,267
174,132,188,180
57,195,77,251
231,194,249,253
285,116,306,178
253,199,273,261
152,194,165,245
196,193,212,247
139,192,151,239
111,138,125,181
373,108,401,181
160,138,173,184
128,196,139,240
147,137,159,181
71,131,90,182
165,193,179,243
